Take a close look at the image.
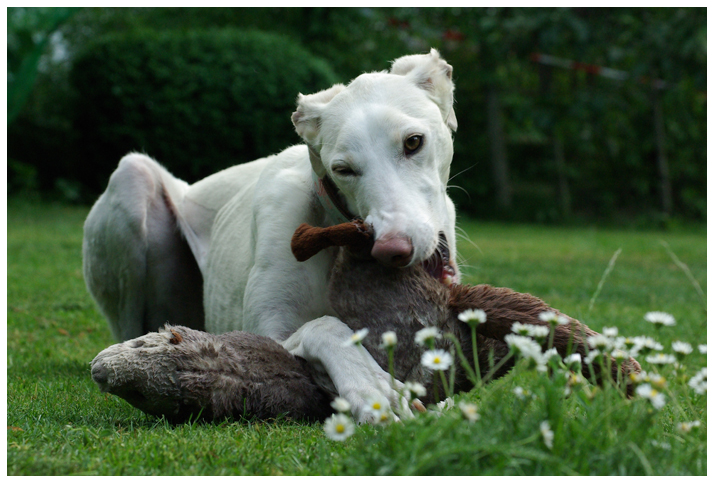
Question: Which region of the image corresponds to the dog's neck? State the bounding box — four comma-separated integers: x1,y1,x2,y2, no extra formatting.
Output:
308,145,356,225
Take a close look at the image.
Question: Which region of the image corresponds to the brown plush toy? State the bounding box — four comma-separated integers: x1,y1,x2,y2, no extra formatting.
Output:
91,220,640,423
291,220,641,401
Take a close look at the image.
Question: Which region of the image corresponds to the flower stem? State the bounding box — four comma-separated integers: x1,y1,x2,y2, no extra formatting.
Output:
471,326,482,385
445,333,479,386
438,370,450,399
388,347,395,391
482,348,514,383
548,322,556,350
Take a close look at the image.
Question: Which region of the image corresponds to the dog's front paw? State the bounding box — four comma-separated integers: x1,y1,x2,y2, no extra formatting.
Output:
91,326,187,418
341,372,414,424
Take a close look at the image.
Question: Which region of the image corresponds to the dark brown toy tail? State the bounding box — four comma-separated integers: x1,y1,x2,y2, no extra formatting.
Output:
449,284,642,396
291,220,373,262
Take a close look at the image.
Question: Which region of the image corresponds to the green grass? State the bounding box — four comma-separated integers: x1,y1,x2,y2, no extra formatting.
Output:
7,201,707,475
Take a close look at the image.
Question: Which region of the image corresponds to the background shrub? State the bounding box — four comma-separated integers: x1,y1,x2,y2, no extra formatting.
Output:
70,29,339,192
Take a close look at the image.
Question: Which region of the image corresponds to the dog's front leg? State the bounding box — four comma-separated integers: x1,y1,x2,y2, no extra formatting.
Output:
282,316,410,423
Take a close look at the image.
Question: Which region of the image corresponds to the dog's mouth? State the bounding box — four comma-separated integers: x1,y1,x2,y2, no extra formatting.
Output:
422,232,457,286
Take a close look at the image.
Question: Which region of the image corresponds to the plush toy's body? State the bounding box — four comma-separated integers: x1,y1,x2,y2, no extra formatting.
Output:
91,221,641,422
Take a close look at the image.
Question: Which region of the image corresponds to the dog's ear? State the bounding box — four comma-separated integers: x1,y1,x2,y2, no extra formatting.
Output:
291,84,346,146
390,48,457,131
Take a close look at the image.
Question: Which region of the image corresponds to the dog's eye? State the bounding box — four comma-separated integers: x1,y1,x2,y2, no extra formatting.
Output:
404,135,423,155
332,165,357,177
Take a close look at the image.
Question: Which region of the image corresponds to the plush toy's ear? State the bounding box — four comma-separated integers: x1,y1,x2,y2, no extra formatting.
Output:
390,48,457,131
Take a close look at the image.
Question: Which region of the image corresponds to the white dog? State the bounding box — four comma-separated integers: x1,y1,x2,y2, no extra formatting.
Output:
83,49,460,421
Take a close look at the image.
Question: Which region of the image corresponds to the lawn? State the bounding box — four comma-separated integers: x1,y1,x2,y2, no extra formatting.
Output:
6,201,707,475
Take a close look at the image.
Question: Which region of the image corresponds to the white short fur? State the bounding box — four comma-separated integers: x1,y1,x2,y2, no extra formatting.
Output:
83,49,460,422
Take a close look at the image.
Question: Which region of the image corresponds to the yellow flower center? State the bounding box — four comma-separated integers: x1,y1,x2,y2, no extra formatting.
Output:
434,357,441,364
335,424,345,433
372,402,381,410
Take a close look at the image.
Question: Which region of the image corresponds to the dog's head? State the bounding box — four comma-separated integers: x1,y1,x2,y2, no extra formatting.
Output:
292,49,459,284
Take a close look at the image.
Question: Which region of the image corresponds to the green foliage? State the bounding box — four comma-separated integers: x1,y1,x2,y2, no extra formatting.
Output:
385,7,706,223
69,28,338,192
6,7,706,221
7,7,79,124
7,202,706,475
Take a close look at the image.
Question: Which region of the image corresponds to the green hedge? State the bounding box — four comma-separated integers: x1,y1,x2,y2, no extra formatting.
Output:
71,29,339,191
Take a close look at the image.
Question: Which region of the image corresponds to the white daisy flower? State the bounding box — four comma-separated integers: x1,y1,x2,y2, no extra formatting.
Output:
421,349,453,371
636,383,666,409
629,370,666,389
648,373,667,390
671,341,693,355
543,347,560,362
363,395,391,423
567,372,585,387
404,381,427,399
587,334,613,352
632,336,663,355
324,413,355,441
511,322,531,336
458,309,487,327
688,367,707,395
513,386,535,400
458,401,480,423
330,397,351,414
372,408,394,424
539,311,557,323
620,337,638,351
611,349,630,363
645,353,677,365
540,421,554,449
539,311,569,325
698,344,706,354
629,370,649,384
644,311,676,328
583,349,602,366
435,397,454,412
414,327,441,347
564,353,582,366
612,336,627,350
557,315,570,325
602,326,619,338
380,331,397,350
676,420,701,433
504,334,542,359
527,325,550,341
343,328,369,347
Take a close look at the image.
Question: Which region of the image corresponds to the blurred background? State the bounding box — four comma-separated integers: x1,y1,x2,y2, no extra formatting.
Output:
7,7,706,226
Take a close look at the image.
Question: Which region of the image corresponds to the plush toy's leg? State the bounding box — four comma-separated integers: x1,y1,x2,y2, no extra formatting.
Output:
450,284,641,394
91,326,333,422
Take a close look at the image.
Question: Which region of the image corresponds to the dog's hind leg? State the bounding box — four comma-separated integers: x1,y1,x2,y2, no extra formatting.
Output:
83,153,205,341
